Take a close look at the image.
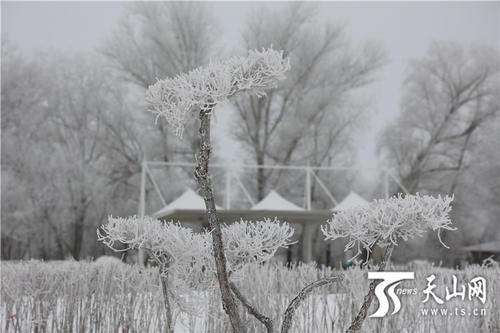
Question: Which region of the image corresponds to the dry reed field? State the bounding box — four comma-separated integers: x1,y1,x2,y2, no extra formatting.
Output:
1,259,499,333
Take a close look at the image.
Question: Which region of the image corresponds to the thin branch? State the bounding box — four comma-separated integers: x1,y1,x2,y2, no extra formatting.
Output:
345,243,394,333
230,282,274,333
280,274,344,333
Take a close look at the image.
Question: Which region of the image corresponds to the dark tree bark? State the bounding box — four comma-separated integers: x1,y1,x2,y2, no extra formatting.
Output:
230,282,274,333
72,213,85,260
280,275,344,333
194,109,245,333
151,252,173,332
345,243,395,333
159,261,173,333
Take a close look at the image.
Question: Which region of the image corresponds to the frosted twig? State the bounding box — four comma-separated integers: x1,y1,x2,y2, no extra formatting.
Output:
146,48,290,137
321,193,456,258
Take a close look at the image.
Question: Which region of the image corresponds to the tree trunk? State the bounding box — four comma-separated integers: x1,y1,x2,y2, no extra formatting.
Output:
159,262,173,333
345,243,395,333
73,214,85,260
280,275,344,333
194,109,245,333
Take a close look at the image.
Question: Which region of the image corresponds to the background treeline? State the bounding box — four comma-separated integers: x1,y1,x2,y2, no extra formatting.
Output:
2,3,499,262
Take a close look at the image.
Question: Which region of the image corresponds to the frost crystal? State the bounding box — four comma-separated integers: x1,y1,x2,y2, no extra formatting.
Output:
321,193,456,258
97,216,212,265
98,215,294,278
146,48,290,136
98,216,214,288
223,218,295,271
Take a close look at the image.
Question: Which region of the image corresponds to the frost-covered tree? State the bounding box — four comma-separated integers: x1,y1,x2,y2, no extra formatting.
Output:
101,45,457,333
145,48,289,332
378,41,499,195
102,2,219,163
99,194,454,333
377,41,499,258
1,41,52,259
98,216,294,332
222,193,454,333
319,193,455,333
235,3,384,200
2,45,115,260
102,2,217,89
99,216,210,332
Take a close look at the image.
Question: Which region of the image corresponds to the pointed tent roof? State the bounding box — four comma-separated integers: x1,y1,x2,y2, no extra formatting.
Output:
153,189,221,217
332,191,370,211
251,190,304,211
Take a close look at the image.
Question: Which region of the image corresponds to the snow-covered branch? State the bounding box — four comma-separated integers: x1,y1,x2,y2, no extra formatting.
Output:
321,193,456,258
223,218,295,271
98,216,294,275
146,48,290,136
97,216,213,283
98,216,210,258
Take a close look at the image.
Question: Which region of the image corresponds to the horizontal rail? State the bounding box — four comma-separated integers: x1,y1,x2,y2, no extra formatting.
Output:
145,160,383,171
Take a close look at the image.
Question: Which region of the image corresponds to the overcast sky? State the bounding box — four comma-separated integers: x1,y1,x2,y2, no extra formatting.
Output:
2,1,499,175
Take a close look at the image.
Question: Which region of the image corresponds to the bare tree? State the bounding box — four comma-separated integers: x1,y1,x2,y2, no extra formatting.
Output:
101,2,220,162
1,42,59,259
3,3,224,260
41,54,117,260
447,119,500,245
379,41,500,194
377,41,499,261
233,3,384,200
93,74,144,190
103,2,218,88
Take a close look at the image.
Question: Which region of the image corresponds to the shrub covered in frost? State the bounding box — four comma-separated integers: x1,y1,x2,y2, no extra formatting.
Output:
321,193,455,259
98,216,294,284
146,48,290,136
320,193,456,333
223,218,295,272
98,216,214,288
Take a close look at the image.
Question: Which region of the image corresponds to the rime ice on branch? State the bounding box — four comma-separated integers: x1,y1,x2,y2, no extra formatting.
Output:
143,48,290,333
98,216,294,279
145,48,290,136
98,216,212,267
223,218,295,271
320,193,456,333
321,193,456,259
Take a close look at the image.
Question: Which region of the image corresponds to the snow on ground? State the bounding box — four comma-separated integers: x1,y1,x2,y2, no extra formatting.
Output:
1,260,499,332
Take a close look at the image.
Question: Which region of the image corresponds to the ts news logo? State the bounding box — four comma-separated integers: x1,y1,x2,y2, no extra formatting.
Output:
368,272,415,318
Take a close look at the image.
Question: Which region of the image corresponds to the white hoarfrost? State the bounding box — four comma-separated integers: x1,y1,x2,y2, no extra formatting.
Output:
98,216,294,282
321,193,456,258
98,216,214,288
222,218,295,271
145,48,290,136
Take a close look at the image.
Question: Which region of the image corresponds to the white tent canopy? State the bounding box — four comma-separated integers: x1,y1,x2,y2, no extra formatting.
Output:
153,189,221,217
332,191,370,211
251,190,304,211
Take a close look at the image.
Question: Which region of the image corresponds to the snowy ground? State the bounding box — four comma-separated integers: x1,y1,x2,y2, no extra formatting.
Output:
1,260,499,332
